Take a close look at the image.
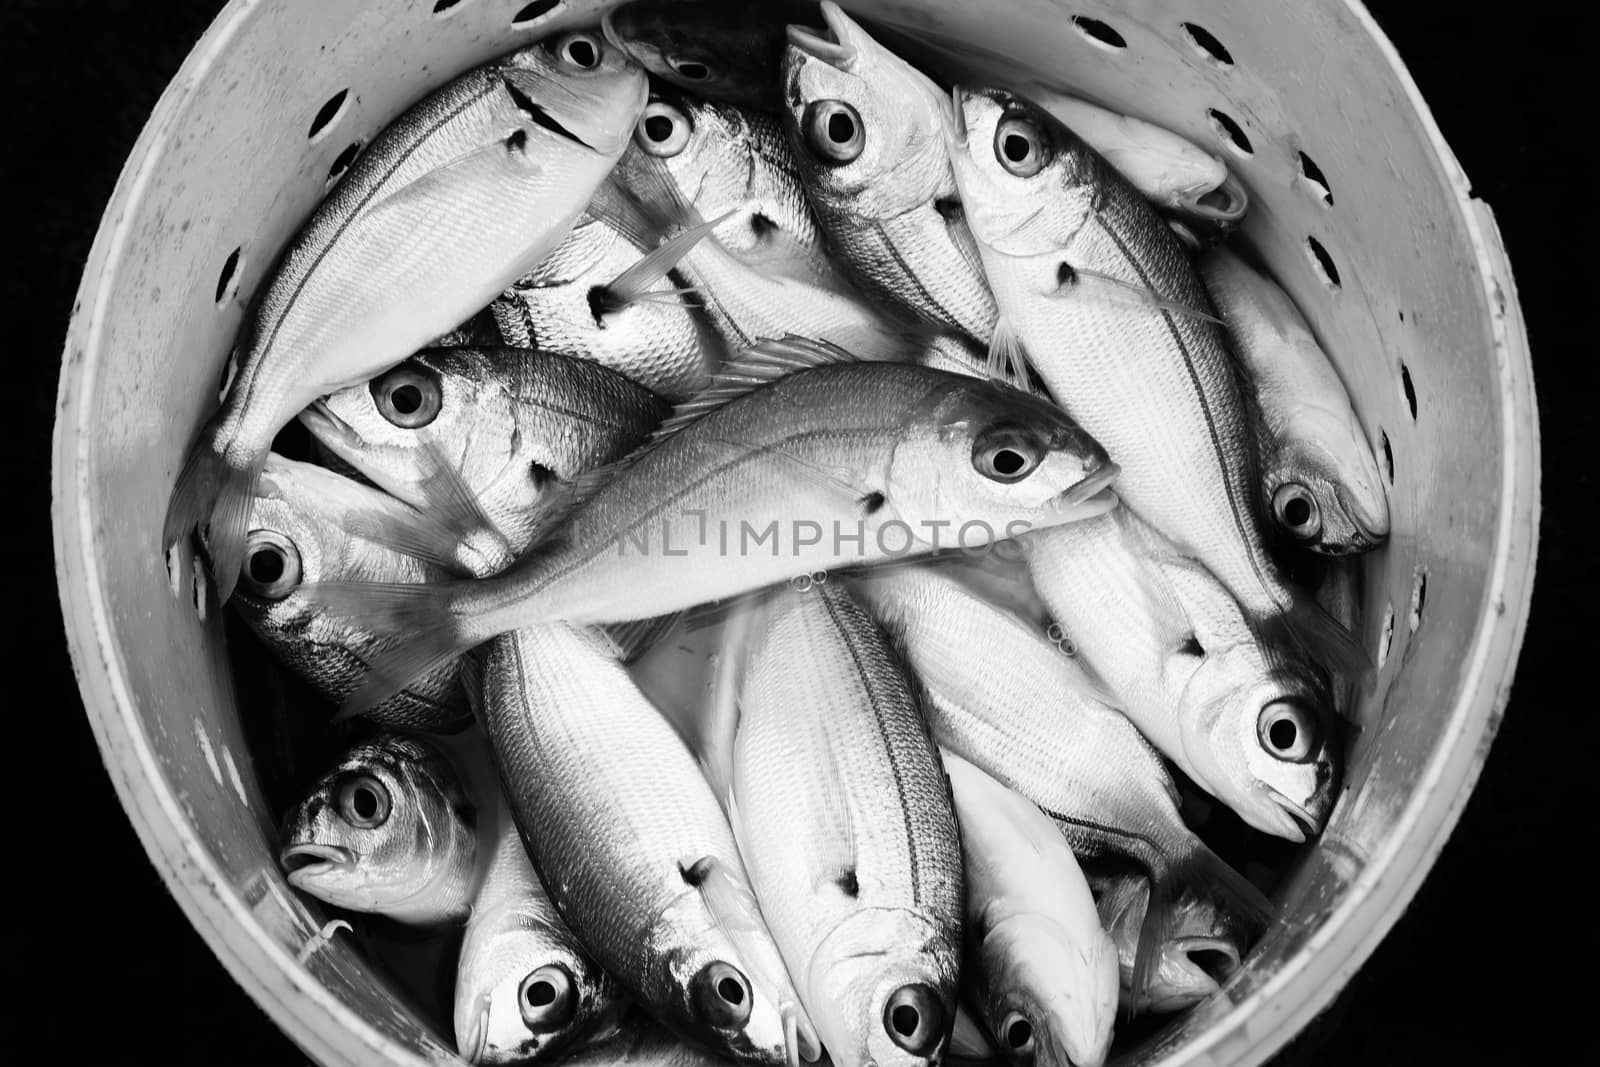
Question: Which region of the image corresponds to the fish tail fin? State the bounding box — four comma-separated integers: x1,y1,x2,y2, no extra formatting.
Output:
165,428,262,605
297,581,482,722
1135,839,1270,1005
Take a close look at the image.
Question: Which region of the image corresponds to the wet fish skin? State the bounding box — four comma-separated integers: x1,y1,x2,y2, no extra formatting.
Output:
602,0,815,108
301,347,669,565
455,801,621,1065
944,751,1118,1067
1024,513,1339,842
279,732,478,925
781,2,999,342
479,623,803,1065
164,34,648,603
229,454,467,730
733,584,964,1067
1199,246,1389,555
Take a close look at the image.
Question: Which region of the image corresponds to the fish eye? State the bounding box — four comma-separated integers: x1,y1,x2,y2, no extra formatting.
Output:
668,55,714,82
518,964,577,1032
554,32,603,70
370,364,442,429
994,114,1051,178
1272,483,1322,541
691,961,753,1028
972,425,1046,484
803,100,865,164
635,100,693,157
883,984,944,1055
1257,700,1320,762
336,774,392,828
999,1010,1036,1061
241,530,302,600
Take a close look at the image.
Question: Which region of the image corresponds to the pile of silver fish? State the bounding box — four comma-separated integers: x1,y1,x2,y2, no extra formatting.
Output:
166,3,1391,1065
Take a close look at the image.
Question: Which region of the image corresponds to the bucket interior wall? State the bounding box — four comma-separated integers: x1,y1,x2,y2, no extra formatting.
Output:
54,1,1535,1064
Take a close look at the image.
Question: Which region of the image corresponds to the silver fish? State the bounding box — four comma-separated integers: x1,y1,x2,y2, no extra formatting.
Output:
479,623,810,1065
301,347,669,569
228,454,469,730
782,2,998,342
946,88,1356,669
851,564,1269,1000
732,584,964,1067
944,751,1118,1067
455,801,621,1065
601,0,814,109
303,340,1117,716
1024,513,1339,842
164,33,647,602
279,732,478,925
1199,246,1389,554
1083,862,1244,1016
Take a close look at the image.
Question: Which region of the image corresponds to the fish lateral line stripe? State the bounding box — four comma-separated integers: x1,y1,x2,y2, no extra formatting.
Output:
873,216,962,333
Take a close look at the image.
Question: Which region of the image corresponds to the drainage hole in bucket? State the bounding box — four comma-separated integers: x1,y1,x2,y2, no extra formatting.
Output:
1070,15,1127,51
432,0,467,13
512,0,562,27
1401,362,1417,420
1408,568,1427,634
1377,601,1395,669
327,142,363,187
1207,108,1253,156
1380,430,1394,484
308,89,349,142
1180,23,1233,66
215,247,243,306
191,554,209,621
1298,151,1334,206
1305,236,1341,289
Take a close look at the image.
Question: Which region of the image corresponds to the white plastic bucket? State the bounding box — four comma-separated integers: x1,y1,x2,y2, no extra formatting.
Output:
52,1,1539,1064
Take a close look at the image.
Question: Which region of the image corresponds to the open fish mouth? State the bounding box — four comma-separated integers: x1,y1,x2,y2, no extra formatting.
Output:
280,842,357,877
1263,789,1321,841
1178,174,1249,224
786,2,859,70
1057,461,1121,510
1168,936,1240,986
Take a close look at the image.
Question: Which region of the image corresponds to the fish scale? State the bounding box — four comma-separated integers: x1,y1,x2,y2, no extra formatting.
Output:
480,623,796,1065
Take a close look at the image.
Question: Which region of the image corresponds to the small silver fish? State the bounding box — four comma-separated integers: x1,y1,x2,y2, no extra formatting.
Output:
302,340,1117,717
479,623,811,1065
279,732,478,925
733,585,964,1067
1200,246,1389,554
301,347,669,568
782,2,998,342
228,454,469,730
455,801,621,1065
165,33,648,603
601,0,815,108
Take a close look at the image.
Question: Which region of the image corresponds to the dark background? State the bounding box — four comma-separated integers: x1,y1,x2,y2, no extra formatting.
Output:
6,0,1583,1063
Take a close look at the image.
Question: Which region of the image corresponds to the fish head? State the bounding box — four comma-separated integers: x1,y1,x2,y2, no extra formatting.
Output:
945,88,1101,258
1083,864,1238,1015
887,377,1118,538
805,908,959,1067
781,1,954,218
1261,408,1390,555
975,914,1118,1067
279,735,474,916
455,914,618,1065
499,31,649,160
602,0,787,106
1179,647,1340,841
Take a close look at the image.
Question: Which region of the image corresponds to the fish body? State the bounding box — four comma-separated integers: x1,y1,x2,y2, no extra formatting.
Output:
229,454,467,729
455,802,621,1065
851,564,1268,997
602,0,813,108
946,88,1297,628
165,34,647,602
733,584,963,1067
1024,514,1338,841
301,347,669,565
305,342,1117,714
1027,89,1245,225
479,623,805,1065
1199,246,1389,554
279,732,478,924
781,2,998,342
943,751,1118,1067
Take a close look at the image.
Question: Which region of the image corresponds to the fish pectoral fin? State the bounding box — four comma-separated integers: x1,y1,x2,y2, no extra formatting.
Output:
985,314,1037,392
411,430,516,577
357,125,546,226
592,203,748,317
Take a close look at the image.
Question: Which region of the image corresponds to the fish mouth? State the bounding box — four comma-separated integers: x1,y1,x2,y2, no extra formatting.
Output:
1263,788,1321,842
299,400,364,454
1169,937,1241,986
1179,173,1249,224
1058,460,1121,510
786,1,858,70
1333,483,1390,546
280,842,356,877
459,996,491,1064
941,85,969,149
